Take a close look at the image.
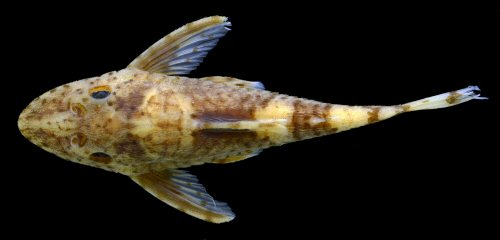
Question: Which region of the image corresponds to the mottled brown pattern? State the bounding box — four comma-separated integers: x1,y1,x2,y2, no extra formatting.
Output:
186,80,278,134
22,95,69,121
192,129,258,150
290,100,335,140
21,128,70,155
16,15,479,224
115,83,152,119
113,134,146,159
313,104,333,136
185,128,271,166
259,93,277,109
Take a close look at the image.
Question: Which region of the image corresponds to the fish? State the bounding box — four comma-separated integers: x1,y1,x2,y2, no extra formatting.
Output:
17,16,486,223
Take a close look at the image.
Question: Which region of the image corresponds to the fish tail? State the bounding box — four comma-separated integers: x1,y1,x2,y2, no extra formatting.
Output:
315,86,486,135
253,86,485,144
401,86,487,112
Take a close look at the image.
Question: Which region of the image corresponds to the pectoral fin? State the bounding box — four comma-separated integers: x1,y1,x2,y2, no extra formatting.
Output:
128,16,230,75
131,170,235,223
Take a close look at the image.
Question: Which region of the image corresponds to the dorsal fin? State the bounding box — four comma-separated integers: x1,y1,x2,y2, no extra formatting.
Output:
128,16,230,75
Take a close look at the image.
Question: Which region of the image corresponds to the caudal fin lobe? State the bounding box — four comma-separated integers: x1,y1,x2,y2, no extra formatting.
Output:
401,86,487,112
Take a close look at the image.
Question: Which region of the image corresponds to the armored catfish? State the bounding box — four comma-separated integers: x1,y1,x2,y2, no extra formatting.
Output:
17,16,485,223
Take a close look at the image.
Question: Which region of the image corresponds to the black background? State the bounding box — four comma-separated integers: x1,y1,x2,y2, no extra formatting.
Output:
5,2,499,238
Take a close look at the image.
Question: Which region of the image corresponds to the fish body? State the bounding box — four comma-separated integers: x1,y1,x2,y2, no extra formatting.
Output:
18,16,484,223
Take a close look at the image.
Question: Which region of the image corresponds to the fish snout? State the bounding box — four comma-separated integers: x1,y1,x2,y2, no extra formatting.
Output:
18,95,77,153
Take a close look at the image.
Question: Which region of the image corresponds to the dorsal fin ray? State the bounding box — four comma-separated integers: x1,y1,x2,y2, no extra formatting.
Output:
128,16,230,75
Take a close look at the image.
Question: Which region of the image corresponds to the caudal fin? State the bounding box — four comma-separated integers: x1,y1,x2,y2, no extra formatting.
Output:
402,86,487,112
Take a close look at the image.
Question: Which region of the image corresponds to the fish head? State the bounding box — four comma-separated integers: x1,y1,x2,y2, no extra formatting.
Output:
18,73,128,169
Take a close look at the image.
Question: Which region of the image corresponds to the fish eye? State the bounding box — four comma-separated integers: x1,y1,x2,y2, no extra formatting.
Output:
92,91,110,99
89,152,112,164
89,85,111,99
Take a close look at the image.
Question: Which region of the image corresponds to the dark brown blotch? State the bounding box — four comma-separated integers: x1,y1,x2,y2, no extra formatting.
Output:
290,100,311,139
290,100,303,139
191,129,259,154
258,93,277,109
189,86,280,123
402,105,411,112
156,120,174,129
290,101,335,139
115,84,151,119
368,107,380,124
446,91,461,104
89,152,112,164
113,134,145,159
